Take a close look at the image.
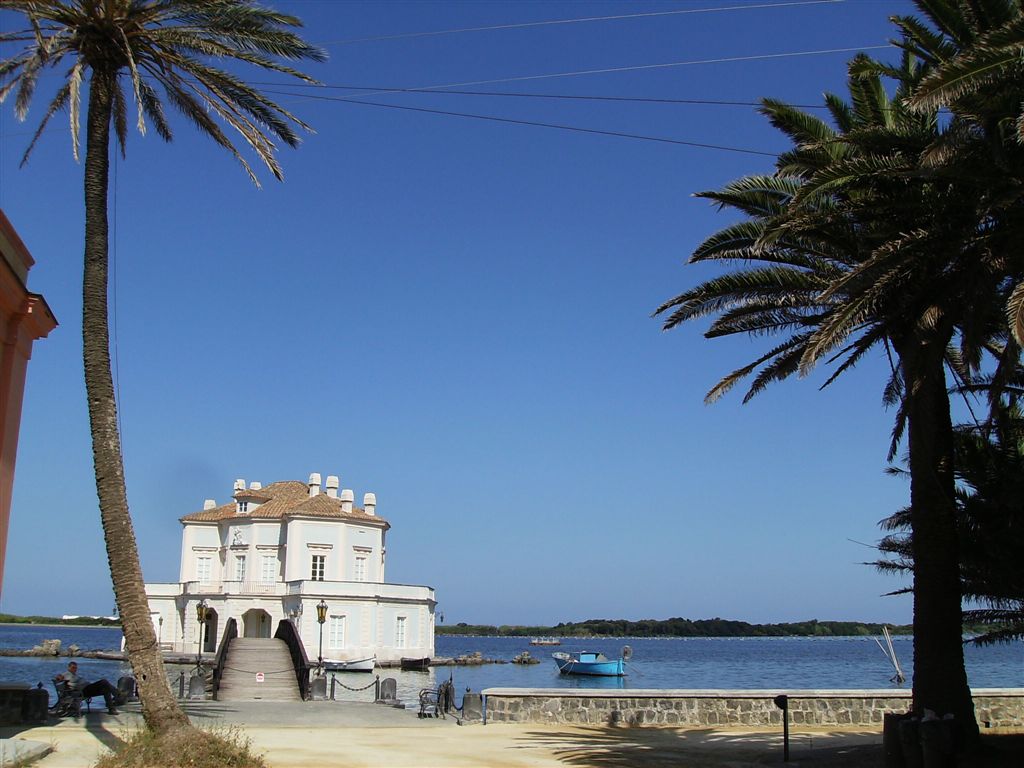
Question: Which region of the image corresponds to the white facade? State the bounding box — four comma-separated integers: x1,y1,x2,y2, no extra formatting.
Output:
144,474,436,663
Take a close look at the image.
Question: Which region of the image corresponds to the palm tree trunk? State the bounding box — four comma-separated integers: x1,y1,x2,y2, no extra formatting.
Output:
899,330,979,745
83,70,190,735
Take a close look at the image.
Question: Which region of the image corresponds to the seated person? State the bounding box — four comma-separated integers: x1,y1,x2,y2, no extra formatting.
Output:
54,661,119,715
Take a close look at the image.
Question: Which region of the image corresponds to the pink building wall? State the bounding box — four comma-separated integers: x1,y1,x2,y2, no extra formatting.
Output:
0,210,57,595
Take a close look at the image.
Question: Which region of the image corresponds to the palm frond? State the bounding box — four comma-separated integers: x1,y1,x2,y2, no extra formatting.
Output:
760,98,838,147
820,324,886,389
110,75,128,158
656,267,826,330
1006,280,1024,347
823,92,854,132
19,81,69,166
703,334,810,404
68,61,82,160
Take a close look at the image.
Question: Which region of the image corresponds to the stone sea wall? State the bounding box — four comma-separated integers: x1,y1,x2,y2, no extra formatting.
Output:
480,688,1024,728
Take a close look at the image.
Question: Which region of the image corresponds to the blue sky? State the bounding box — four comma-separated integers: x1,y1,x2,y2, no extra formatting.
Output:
0,0,923,625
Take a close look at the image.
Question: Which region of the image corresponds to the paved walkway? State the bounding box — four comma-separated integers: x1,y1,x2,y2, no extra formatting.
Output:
0,701,885,767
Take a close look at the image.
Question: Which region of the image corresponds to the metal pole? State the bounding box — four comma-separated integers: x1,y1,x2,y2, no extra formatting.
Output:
375,675,380,702
318,623,323,670
783,706,790,762
773,695,790,762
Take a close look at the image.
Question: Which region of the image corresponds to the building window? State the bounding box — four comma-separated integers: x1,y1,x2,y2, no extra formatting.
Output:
311,554,325,581
354,556,367,582
234,555,246,582
329,615,345,649
237,501,248,513
260,555,276,583
395,616,406,649
196,556,212,584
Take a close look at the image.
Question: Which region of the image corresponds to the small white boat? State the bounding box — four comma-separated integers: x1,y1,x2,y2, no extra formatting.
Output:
323,656,376,673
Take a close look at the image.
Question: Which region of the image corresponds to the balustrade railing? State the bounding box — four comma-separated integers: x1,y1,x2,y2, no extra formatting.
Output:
183,580,285,596
274,619,311,701
211,617,238,701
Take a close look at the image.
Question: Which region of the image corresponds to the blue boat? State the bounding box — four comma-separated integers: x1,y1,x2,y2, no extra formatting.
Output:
552,648,630,677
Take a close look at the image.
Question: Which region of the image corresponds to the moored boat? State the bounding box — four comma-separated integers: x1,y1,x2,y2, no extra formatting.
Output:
552,648,629,677
530,637,561,646
400,656,431,671
323,656,375,673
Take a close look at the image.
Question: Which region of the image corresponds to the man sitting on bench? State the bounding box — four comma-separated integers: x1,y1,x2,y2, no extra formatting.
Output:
54,661,119,715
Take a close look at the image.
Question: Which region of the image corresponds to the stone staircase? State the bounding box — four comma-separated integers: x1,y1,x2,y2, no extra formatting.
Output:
215,638,302,701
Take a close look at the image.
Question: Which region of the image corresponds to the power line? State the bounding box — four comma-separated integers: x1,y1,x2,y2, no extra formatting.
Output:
0,83,828,140
255,83,829,110
262,44,892,104
387,45,894,93
315,1,847,46
261,89,779,157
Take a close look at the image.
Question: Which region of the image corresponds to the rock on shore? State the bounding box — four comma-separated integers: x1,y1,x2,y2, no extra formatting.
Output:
0,639,124,660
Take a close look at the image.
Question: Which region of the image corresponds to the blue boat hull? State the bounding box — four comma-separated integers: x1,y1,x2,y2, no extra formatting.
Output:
553,653,625,677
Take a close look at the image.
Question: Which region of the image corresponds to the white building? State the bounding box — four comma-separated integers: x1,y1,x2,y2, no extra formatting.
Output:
144,473,436,663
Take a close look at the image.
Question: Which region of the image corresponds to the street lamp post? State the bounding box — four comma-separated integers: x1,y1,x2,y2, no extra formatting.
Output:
316,599,328,672
195,599,208,670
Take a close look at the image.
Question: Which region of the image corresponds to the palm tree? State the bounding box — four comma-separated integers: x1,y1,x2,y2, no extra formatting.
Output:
1,0,323,734
657,51,998,740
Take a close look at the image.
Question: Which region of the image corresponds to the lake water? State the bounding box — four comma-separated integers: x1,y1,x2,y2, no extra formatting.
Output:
2,625,1020,706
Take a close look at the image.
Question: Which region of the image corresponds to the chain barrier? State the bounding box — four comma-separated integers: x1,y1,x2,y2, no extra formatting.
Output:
331,674,378,692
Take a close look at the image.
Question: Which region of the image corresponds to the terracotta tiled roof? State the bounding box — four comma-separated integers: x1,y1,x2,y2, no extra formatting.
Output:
233,488,271,501
181,480,389,527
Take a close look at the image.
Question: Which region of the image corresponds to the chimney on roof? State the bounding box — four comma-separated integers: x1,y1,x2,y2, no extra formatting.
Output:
250,481,261,491
363,492,376,516
203,499,216,510
308,473,321,497
325,475,339,499
340,489,354,514
234,479,245,493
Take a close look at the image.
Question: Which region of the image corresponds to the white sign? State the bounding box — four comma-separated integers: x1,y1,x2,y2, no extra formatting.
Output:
256,672,265,683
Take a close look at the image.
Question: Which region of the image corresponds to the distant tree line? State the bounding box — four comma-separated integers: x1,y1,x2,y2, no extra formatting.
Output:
437,617,916,637
0,613,120,627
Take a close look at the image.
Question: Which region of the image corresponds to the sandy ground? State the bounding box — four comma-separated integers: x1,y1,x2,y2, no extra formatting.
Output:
0,701,890,767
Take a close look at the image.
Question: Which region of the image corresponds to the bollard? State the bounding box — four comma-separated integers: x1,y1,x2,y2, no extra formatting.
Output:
884,712,910,768
773,695,790,762
375,675,380,702
310,675,327,701
116,676,136,704
330,674,336,701
21,686,48,722
178,671,186,698
188,674,206,699
376,677,397,705
461,691,483,721
899,718,924,768
920,718,954,768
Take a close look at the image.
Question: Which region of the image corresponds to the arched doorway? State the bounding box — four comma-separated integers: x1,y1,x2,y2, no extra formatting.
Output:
242,608,272,638
203,608,219,653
